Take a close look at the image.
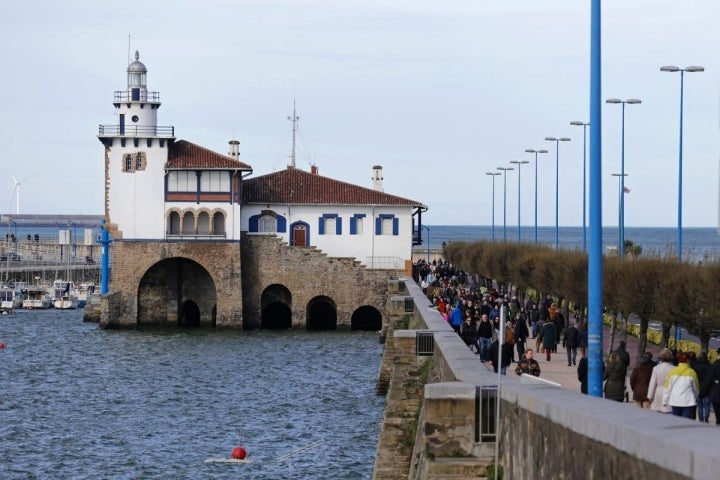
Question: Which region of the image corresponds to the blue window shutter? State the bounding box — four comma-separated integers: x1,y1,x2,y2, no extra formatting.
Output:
350,217,356,234
277,216,287,233
375,217,381,235
319,217,325,235
249,215,258,232
393,217,399,236
336,217,342,235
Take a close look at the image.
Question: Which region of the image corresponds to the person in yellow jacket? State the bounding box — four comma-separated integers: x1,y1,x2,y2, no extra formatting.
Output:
662,351,700,419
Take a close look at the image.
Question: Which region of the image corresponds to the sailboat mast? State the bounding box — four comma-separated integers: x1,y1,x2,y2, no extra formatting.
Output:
288,100,299,168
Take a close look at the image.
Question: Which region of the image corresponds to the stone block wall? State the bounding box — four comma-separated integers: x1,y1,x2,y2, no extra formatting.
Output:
241,233,395,329
100,240,242,328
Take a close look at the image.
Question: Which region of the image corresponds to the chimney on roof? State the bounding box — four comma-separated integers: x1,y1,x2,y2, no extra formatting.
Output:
228,140,240,160
372,165,383,192
311,165,319,175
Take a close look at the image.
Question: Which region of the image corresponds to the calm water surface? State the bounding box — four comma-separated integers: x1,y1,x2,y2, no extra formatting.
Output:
0,310,385,479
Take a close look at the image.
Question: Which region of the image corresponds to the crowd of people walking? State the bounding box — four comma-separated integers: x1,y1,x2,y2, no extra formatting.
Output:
415,257,720,425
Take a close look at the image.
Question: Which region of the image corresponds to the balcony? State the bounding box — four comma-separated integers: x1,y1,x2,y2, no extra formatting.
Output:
113,90,161,103
98,125,175,138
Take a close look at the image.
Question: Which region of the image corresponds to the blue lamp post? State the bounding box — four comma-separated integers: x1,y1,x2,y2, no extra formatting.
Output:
510,160,529,241
486,172,501,240
660,65,704,263
606,98,641,258
497,167,514,242
544,137,571,250
525,148,548,244
570,121,590,252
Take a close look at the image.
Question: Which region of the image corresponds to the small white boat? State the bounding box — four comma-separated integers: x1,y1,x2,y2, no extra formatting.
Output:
22,287,53,309
77,282,96,308
52,280,79,310
0,286,23,313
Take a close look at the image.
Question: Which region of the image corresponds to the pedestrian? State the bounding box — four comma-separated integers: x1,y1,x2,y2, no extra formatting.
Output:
535,316,545,353
629,352,654,408
647,348,674,414
700,348,720,425
615,340,631,372
515,348,541,377
514,313,528,363
489,337,513,375
476,313,494,362
530,302,539,338
563,321,579,366
449,304,463,334
577,322,588,358
540,320,557,361
577,350,588,394
604,352,626,402
460,314,478,353
694,351,712,423
662,351,699,419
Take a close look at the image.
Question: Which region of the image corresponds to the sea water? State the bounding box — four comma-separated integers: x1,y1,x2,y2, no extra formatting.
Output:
0,310,384,479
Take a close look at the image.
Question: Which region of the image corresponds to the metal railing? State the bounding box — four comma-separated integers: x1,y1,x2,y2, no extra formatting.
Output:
113,90,161,103
479,386,497,442
98,125,175,137
416,331,434,356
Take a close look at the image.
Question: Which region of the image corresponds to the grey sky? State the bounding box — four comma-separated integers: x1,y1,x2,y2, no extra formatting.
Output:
1,0,718,227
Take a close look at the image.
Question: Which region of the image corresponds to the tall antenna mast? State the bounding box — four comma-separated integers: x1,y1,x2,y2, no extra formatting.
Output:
127,34,131,65
288,99,300,168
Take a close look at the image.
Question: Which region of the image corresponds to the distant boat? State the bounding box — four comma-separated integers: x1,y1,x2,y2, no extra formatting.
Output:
76,282,96,308
0,284,23,313
52,280,79,310
22,287,53,309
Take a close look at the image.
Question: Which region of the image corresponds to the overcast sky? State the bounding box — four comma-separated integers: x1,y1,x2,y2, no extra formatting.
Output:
1,0,718,227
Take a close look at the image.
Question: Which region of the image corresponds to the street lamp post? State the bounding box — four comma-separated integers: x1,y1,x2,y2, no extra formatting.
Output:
497,167,514,241
422,224,430,264
570,121,590,252
606,98,641,259
525,148,548,244
611,173,628,256
544,137,571,250
660,65,704,263
510,160,529,241
486,172,501,240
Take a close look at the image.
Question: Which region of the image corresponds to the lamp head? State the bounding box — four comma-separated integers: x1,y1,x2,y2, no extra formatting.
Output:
606,98,621,104
525,149,536,153
626,98,642,104
559,137,571,142
660,65,679,72
544,136,557,141
686,65,704,72
570,121,588,126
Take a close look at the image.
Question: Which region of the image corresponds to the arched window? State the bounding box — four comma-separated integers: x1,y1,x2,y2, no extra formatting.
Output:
212,212,225,235
124,154,133,172
167,211,180,235
135,153,143,170
197,212,210,235
182,212,195,235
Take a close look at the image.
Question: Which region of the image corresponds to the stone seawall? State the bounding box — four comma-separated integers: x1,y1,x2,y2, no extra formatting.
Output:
372,277,720,480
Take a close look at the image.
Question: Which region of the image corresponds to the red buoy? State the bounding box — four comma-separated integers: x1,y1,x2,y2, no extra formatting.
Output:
231,447,247,460
0,342,5,349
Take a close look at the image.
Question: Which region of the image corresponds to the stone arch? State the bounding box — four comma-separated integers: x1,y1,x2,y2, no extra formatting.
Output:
306,295,337,331
182,211,195,234
197,210,210,235
351,305,382,331
167,210,181,235
261,284,292,329
212,211,226,235
137,257,217,328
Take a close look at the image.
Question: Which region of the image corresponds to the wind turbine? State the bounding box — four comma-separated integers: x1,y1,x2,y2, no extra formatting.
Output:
10,175,22,215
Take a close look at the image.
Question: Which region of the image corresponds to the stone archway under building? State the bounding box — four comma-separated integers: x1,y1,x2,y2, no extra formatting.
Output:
261,284,292,329
137,257,217,328
306,295,337,331
350,305,382,331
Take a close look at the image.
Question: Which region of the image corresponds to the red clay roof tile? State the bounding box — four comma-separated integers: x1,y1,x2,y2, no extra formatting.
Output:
167,139,252,170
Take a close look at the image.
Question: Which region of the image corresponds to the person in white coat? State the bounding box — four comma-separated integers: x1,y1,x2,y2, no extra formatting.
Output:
647,348,674,413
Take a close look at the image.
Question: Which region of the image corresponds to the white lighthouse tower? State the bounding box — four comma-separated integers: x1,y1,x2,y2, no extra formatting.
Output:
98,51,175,240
